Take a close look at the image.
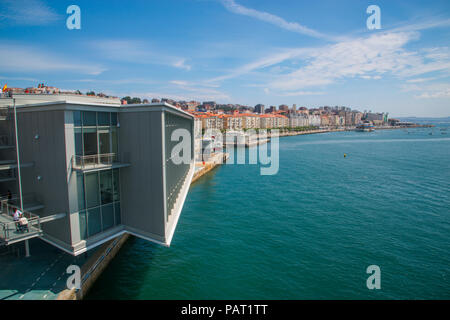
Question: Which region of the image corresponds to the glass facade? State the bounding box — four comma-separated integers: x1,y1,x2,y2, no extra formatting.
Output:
77,169,121,240
73,111,119,163
72,111,121,240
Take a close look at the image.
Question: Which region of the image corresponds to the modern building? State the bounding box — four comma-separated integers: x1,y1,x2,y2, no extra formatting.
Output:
0,94,194,256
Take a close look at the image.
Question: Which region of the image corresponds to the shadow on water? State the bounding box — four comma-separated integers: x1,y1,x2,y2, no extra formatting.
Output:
85,236,159,300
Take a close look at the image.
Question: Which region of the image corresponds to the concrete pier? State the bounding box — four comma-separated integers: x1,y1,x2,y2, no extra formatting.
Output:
192,152,229,184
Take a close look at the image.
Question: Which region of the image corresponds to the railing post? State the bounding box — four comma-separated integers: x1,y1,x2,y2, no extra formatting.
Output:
25,239,30,257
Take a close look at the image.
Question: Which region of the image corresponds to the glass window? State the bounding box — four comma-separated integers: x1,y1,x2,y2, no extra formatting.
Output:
101,204,114,231
77,173,85,211
87,207,102,237
113,169,120,202
111,113,118,126
73,111,82,126
74,128,83,156
100,170,113,204
98,129,111,155
83,111,97,126
83,127,97,156
98,112,110,126
111,127,118,156
114,202,121,225
85,172,100,208
79,210,87,240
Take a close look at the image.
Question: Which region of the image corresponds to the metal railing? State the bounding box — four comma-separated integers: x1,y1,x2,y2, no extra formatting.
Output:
0,200,41,243
72,153,117,169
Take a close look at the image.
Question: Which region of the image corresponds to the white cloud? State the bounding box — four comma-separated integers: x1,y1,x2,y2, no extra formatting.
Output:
208,48,311,82
388,17,450,33
220,0,336,41
402,82,450,99
172,59,192,71
209,31,450,96
0,0,62,26
415,88,450,98
0,43,106,75
170,80,189,86
406,77,437,83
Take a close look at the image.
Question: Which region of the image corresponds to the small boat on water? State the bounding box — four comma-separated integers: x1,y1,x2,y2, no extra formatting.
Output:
356,121,375,132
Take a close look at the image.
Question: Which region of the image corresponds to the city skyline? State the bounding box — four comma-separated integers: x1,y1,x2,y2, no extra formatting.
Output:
1,0,450,117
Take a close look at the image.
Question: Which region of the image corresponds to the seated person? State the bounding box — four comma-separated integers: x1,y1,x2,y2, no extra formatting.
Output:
18,215,28,232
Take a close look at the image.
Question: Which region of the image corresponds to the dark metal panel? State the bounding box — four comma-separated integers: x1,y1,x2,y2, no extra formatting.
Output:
17,110,72,245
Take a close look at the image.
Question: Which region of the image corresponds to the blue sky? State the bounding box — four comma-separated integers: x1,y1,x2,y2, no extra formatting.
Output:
0,0,449,117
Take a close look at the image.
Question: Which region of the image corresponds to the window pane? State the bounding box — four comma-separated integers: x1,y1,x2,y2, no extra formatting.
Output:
77,173,85,211
111,113,118,126
98,112,110,126
85,172,100,208
73,111,82,126
101,204,114,231
100,170,113,204
79,210,87,240
83,111,97,126
88,207,101,237
74,128,83,156
83,128,97,156
98,129,110,155
114,202,121,225
113,169,120,202
111,127,118,156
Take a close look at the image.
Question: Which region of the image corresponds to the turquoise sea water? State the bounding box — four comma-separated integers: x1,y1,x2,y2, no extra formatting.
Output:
87,125,450,299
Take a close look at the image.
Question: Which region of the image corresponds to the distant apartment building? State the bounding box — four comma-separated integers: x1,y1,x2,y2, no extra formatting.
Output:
254,104,265,114
364,112,384,122
289,114,309,128
352,112,363,125
320,114,330,127
0,94,194,255
223,115,243,130
193,117,202,161
187,101,200,112
267,106,277,113
328,114,339,126
308,114,321,127
260,115,274,129
202,101,216,111
241,114,260,129
279,105,289,112
201,114,224,130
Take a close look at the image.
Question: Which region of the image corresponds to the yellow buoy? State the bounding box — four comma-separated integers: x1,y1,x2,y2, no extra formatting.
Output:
344,154,347,158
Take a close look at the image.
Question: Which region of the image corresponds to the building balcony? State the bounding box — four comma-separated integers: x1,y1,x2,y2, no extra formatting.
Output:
0,201,42,245
72,153,130,172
